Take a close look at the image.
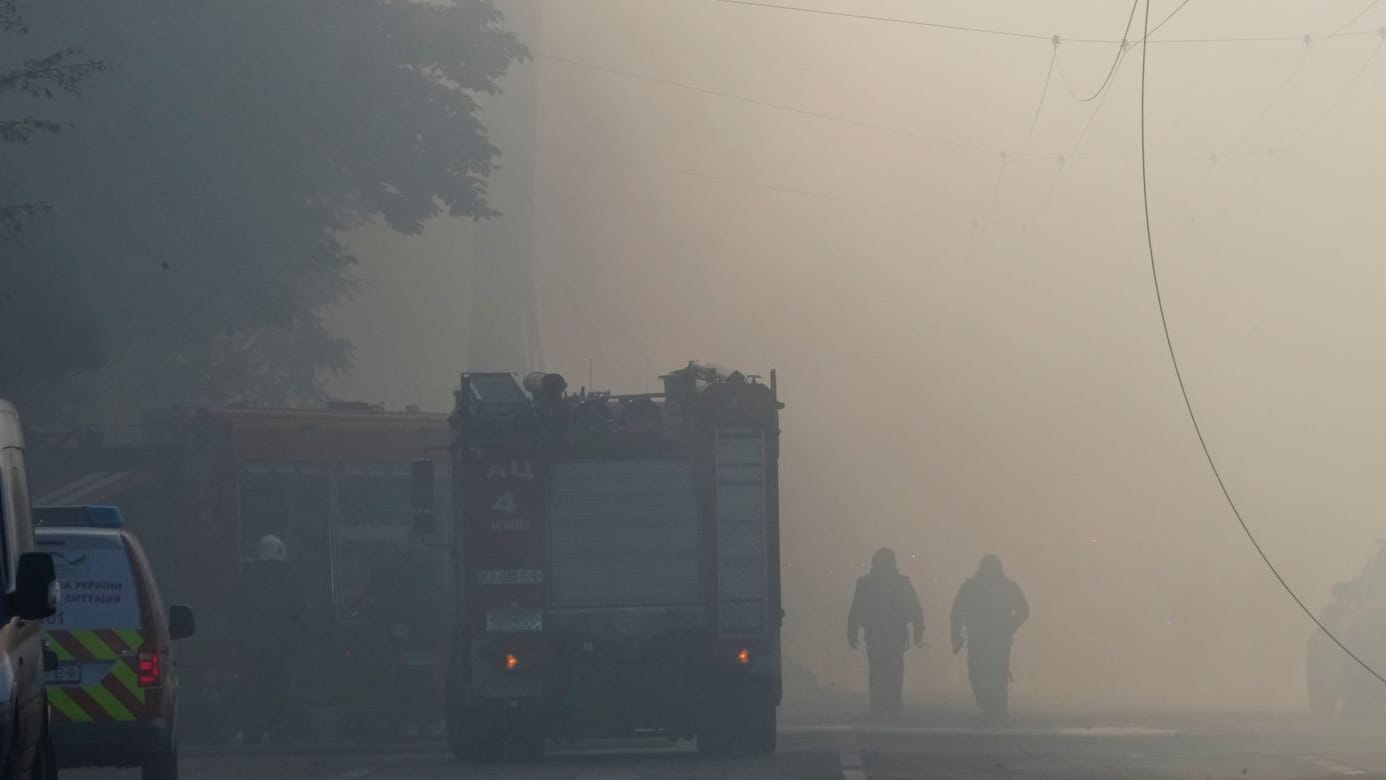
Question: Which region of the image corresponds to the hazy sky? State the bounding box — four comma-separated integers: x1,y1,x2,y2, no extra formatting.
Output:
332,0,1386,711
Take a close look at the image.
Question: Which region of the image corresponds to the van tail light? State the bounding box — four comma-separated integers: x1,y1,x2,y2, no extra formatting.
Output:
138,650,162,687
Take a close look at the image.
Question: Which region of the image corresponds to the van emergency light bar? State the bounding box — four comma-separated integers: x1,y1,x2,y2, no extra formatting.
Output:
34,505,125,529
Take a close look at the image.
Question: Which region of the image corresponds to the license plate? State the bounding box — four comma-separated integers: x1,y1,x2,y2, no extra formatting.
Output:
46,664,80,686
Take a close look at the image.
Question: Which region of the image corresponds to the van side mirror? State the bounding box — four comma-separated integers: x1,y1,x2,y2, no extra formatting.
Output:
11,553,57,621
169,604,196,641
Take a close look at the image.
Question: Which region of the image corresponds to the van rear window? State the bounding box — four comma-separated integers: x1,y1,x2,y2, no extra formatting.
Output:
37,533,140,629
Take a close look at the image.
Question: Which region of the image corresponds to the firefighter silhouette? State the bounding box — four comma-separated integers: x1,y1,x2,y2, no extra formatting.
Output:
950,555,1028,725
847,547,925,721
238,534,302,744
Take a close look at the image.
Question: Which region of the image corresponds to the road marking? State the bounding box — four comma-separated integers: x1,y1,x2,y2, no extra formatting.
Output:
788,724,1179,738
336,754,413,779
1304,756,1368,776
838,728,867,780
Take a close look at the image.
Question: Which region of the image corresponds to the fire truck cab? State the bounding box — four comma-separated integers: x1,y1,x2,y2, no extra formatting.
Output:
420,363,783,759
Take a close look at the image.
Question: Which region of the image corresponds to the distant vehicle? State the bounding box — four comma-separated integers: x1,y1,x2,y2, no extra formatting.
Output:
0,400,61,780
28,404,451,741
36,505,195,779
1312,542,1386,721
416,364,784,760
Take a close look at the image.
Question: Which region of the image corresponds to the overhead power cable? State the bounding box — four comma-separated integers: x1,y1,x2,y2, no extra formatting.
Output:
538,53,1000,157
713,0,1382,46
1184,25,1383,223
1057,0,1135,103
1225,40,1313,152
1142,0,1194,41
544,47,1383,167
1336,0,1383,35
1298,34,1386,141
1137,0,1386,689
1020,44,1059,153
976,40,1058,242
979,153,1010,233
712,0,1055,42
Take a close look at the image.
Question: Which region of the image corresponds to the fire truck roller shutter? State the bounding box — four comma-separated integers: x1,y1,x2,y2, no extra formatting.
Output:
549,461,700,608
715,429,769,637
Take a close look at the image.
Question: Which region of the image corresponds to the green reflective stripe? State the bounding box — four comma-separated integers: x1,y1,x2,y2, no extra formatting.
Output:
83,683,134,721
109,661,146,702
115,630,144,650
46,637,75,662
73,630,118,661
47,689,91,723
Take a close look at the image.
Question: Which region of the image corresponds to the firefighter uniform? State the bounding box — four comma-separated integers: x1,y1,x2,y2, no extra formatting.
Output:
848,548,926,721
950,555,1028,725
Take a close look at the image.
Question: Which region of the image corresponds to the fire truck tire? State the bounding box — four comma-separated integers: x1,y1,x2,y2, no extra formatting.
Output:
448,721,493,762
448,713,513,763
741,705,777,756
697,704,776,757
510,728,546,762
141,746,178,780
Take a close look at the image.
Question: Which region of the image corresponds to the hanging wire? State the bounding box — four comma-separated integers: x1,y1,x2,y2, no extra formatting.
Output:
1335,0,1383,35
1138,0,1386,688
1056,0,1138,103
713,0,1380,45
1020,44,1059,154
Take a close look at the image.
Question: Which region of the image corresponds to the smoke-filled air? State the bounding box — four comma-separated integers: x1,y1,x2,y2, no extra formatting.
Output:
339,0,1386,713
5,1,1386,778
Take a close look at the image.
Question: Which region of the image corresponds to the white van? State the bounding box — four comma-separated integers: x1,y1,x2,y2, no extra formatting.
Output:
0,400,61,779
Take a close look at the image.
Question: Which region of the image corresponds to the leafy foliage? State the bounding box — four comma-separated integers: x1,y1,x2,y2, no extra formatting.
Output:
0,0,102,238
1,0,525,425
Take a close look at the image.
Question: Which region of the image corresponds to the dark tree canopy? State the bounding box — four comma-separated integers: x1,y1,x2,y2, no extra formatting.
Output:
0,0,525,426
0,0,103,236
0,0,105,413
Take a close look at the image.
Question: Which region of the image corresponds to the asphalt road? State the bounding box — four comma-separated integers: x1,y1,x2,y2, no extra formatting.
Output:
62,716,1386,779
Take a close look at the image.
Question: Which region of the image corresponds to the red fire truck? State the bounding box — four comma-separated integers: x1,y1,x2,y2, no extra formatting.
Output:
30,403,452,741
415,363,784,759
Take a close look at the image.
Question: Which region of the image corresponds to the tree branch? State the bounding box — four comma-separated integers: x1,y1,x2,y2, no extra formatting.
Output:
0,49,106,98
0,117,63,144
0,202,51,238
0,0,24,34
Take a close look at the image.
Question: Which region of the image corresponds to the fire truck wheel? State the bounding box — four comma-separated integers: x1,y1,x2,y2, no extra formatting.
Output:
509,728,546,762
448,714,505,763
697,704,776,757
141,746,178,780
740,705,777,756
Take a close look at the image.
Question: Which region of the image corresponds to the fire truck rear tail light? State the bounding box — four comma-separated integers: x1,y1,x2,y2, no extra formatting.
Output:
736,648,751,666
504,652,520,671
138,651,161,687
